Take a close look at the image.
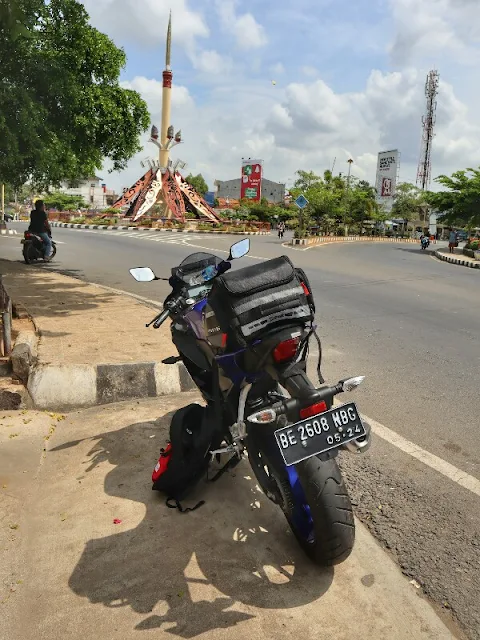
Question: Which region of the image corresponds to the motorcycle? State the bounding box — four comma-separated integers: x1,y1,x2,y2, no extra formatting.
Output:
421,236,430,250
130,238,371,566
21,231,57,264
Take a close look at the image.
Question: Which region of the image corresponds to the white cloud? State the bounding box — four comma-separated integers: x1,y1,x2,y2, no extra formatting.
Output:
192,50,233,75
83,0,208,52
215,0,267,50
389,0,480,66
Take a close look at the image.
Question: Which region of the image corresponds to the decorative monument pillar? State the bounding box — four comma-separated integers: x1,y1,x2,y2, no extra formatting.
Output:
110,12,220,224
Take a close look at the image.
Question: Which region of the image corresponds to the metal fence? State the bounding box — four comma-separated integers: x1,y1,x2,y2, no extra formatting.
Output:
0,275,12,356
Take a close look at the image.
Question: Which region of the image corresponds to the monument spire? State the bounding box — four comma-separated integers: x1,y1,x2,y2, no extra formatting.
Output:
160,11,173,169
165,10,172,70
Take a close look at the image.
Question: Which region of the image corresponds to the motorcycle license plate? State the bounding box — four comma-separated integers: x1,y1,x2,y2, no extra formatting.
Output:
275,402,366,466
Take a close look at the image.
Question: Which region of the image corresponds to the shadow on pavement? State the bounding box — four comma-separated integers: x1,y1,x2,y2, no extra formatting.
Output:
59,410,333,637
394,246,435,255
0,258,113,319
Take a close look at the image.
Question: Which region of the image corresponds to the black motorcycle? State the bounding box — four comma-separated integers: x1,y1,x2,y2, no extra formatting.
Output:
21,231,57,264
130,239,371,566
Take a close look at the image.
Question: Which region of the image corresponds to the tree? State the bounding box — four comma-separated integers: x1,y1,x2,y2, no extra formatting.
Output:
425,168,480,228
185,173,209,196
43,192,86,211
391,183,425,230
0,0,149,189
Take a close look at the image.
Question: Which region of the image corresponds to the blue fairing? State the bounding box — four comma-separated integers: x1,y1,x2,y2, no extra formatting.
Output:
194,299,208,312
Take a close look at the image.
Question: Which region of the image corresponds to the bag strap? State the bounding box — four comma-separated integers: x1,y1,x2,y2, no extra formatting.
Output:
208,453,242,483
166,497,205,513
312,329,325,384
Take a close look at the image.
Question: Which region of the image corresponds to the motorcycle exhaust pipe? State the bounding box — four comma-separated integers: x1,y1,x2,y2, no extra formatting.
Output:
343,420,372,454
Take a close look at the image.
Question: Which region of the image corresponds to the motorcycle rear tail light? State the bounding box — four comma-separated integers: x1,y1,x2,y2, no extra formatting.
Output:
273,337,300,363
301,282,310,296
300,401,328,419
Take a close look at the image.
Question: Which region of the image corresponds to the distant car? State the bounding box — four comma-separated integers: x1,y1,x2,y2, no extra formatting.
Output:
456,231,468,242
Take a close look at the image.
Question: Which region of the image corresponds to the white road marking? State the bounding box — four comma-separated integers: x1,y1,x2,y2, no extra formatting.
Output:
364,415,480,498
180,238,266,260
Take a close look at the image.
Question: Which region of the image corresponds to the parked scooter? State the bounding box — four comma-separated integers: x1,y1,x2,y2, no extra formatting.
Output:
21,231,57,264
130,239,371,566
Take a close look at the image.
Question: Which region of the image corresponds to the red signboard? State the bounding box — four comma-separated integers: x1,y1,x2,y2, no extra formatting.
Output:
381,177,393,197
240,160,262,201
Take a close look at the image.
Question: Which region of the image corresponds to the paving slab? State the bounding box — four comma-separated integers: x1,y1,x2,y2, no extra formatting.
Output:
0,395,459,640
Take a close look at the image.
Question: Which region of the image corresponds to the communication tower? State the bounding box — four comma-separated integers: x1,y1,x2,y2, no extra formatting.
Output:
416,70,439,191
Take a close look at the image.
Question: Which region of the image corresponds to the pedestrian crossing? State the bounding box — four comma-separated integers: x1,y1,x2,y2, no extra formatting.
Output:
78,229,206,244
112,232,207,244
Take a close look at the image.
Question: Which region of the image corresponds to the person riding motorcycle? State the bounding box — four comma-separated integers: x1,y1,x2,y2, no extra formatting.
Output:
420,234,430,250
28,200,53,261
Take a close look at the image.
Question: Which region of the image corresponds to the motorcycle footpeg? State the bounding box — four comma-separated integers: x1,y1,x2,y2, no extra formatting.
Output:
162,356,182,365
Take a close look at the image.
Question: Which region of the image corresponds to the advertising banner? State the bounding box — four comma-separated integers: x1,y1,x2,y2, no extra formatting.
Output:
241,159,263,201
375,150,399,212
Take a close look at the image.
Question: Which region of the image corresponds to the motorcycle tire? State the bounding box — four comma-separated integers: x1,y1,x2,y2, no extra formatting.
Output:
287,457,355,566
49,244,57,260
23,244,36,264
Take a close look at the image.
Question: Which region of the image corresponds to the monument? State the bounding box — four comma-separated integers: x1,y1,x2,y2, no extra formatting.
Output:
111,12,219,224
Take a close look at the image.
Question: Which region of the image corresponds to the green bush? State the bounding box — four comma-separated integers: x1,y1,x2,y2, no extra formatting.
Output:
467,240,479,250
294,229,309,239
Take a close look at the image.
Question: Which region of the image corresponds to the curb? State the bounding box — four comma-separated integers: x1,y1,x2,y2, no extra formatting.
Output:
27,360,196,410
50,222,269,235
1,229,18,235
434,250,480,269
291,236,419,246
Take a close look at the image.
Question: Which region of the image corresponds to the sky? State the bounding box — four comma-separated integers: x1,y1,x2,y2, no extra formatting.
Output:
81,0,480,194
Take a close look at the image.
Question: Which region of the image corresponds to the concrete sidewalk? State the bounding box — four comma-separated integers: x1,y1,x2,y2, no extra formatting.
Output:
0,395,459,640
0,260,194,409
435,248,480,270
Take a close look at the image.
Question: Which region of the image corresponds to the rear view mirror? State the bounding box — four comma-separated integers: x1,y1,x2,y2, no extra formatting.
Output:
229,238,250,260
130,267,157,282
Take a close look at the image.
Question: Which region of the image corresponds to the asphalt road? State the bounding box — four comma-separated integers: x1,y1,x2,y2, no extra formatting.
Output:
3,222,480,638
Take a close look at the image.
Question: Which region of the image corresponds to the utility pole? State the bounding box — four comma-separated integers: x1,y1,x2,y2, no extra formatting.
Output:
344,158,353,234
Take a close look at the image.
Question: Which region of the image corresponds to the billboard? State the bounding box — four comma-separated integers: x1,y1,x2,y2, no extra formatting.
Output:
375,150,399,212
241,159,263,201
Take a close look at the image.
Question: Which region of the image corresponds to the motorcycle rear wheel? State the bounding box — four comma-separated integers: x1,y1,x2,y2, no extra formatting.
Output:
248,434,355,566
288,456,355,566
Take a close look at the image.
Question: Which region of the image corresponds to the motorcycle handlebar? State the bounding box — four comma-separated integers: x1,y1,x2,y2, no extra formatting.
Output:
146,307,171,329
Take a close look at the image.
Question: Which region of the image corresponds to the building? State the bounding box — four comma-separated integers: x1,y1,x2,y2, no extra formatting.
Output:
215,178,285,204
59,177,118,209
